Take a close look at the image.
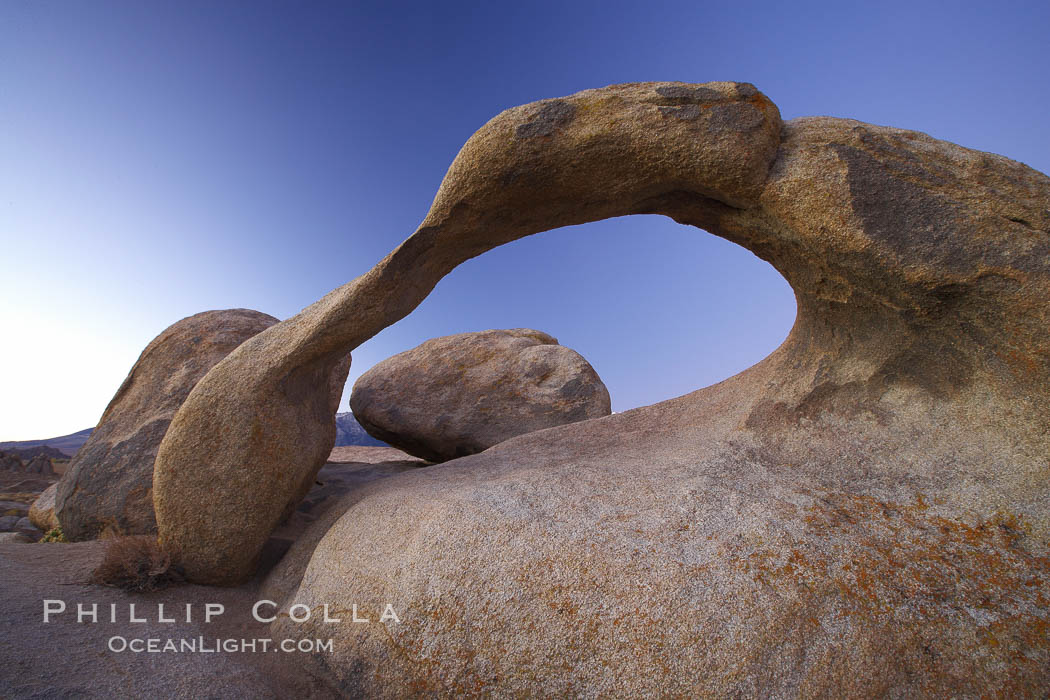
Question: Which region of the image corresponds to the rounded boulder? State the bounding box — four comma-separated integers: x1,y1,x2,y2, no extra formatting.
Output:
55,308,278,540
351,329,611,462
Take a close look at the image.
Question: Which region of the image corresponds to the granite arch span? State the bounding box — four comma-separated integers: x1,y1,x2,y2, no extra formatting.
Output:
154,85,1050,678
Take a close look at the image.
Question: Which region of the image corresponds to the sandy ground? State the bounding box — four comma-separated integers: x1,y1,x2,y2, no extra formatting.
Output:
0,446,424,698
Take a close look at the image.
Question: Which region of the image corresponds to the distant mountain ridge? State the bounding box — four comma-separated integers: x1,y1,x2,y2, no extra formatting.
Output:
334,412,387,447
1,414,381,457
0,428,94,457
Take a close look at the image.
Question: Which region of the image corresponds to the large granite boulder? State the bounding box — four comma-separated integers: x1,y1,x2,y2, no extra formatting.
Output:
55,309,278,540
351,329,611,461
28,483,59,532
0,452,24,471
159,81,1048,695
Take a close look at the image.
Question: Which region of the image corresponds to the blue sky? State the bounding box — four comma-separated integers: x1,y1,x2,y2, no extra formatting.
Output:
2,0,1048,440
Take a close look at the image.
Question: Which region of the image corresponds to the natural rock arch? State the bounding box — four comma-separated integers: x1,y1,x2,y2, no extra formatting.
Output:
154,80,1050,623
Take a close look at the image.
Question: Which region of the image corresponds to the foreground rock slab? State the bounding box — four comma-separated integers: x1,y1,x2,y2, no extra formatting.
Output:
56,309,277,540
351,329,611,461
161,81,1048,696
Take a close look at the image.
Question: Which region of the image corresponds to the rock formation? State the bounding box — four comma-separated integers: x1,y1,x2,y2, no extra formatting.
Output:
55,309,278,540
0,452,24,471
23,454,54,475
351,329,611,461
157,81,1048,695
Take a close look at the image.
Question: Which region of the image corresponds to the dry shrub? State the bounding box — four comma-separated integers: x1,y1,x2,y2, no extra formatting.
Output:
96,516,125,541
41,527,66,542
91,535,185,592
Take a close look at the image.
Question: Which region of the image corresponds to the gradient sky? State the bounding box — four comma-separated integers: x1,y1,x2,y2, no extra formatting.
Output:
2,1,1048,440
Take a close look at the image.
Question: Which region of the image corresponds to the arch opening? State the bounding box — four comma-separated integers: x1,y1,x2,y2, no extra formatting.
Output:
342,213,797,414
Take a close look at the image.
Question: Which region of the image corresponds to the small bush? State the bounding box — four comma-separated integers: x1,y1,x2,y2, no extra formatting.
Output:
91,535,185,592
41,527,66,543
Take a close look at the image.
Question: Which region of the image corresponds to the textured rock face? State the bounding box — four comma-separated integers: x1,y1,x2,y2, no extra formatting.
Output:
28,483,59,532
0,453,24,471
55,309,278,540
161,81,1048,694
351,329,611,461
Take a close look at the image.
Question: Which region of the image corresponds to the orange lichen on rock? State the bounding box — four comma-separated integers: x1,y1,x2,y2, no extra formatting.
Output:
726,490,1049,693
